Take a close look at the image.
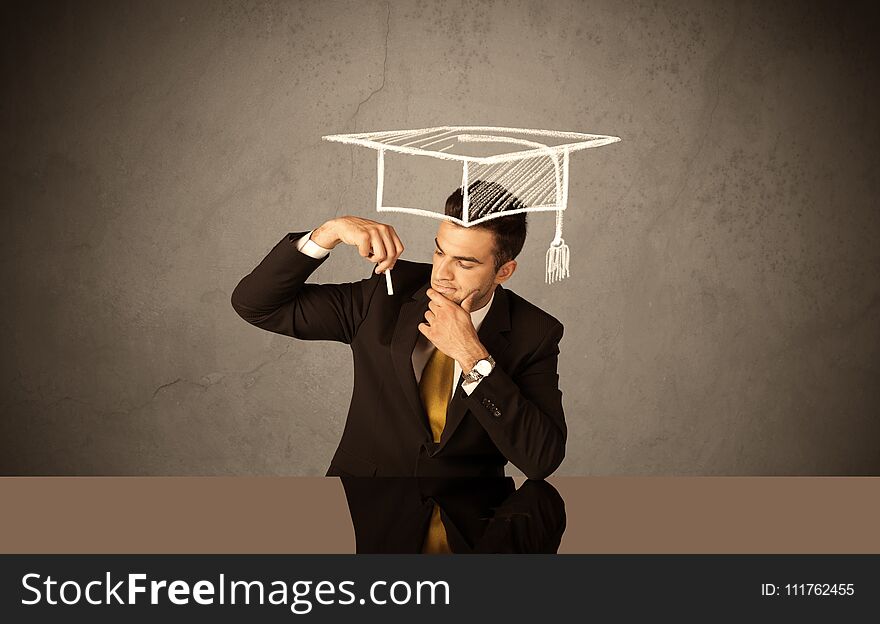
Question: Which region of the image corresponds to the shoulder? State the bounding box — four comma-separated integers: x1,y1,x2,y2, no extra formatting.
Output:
383,259,431,296
500,287,564,340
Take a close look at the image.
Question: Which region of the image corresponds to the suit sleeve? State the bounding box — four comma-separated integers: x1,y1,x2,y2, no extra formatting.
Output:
230,232,381,344
462,322,566,480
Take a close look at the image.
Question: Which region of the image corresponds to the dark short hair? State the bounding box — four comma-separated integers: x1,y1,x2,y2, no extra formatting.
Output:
444,180,528,272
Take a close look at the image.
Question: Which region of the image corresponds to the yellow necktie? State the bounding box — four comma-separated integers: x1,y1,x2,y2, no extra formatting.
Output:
421,503,451,554
419,347,455,443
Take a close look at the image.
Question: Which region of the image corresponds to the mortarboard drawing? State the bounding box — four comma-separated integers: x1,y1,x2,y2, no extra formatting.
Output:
323,126,620,292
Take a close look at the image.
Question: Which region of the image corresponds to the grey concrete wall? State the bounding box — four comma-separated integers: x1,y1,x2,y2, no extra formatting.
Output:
1,0,878,475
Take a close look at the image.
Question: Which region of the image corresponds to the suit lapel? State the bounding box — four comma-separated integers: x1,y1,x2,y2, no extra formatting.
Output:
435,285,511,453
392,282,432,438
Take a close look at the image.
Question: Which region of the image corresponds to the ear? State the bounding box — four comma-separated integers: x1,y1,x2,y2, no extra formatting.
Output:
494,259,517,285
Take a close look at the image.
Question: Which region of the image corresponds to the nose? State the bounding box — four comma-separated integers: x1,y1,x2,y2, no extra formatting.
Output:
436,255,454,282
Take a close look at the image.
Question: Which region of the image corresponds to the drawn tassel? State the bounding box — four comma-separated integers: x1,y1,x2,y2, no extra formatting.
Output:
545,239,570,284
545,206,570,283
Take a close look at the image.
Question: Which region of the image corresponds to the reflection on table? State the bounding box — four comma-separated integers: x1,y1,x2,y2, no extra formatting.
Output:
340,477,566,554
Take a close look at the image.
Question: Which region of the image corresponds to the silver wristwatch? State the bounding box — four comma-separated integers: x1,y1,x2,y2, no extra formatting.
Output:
462,355,495,384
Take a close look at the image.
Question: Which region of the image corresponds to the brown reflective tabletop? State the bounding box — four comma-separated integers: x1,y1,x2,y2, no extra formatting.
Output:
1,477,878,553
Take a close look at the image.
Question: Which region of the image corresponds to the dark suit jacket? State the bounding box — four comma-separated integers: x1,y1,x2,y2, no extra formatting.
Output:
231,232,566,479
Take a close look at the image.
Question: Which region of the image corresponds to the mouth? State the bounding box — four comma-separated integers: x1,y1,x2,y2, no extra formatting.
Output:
432,283,456,295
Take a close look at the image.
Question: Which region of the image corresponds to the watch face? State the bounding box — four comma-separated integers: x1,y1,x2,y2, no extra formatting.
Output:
475,359,492,376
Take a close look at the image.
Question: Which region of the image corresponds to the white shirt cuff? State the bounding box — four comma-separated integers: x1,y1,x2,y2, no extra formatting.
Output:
461,377,483,395
295,230,331,259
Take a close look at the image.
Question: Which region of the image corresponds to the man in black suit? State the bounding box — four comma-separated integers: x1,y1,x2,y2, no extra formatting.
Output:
231,182,566,479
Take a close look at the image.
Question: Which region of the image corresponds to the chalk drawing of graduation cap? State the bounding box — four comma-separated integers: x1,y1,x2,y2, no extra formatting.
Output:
323,126,620,292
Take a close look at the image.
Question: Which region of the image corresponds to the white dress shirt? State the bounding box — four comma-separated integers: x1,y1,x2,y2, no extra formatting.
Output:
294,231,493,397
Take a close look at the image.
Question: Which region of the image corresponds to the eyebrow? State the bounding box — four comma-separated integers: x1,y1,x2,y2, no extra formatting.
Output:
435,238,483,264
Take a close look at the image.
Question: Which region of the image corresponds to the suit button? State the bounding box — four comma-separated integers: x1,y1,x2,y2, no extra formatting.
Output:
492,409,501,418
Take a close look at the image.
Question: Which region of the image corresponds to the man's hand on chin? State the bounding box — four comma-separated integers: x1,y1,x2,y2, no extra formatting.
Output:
418,289,489,373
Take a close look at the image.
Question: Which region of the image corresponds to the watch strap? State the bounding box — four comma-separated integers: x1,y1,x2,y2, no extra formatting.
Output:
463,355,495,383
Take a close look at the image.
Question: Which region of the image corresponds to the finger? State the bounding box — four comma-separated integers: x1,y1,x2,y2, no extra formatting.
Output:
376,229,398,273
424,310,435,324
389,227,405,261
425,289,444,303
369,231,387,262
368,231,388,271
355,232,372,258
461,289,479,313
428,301,440,313
417,322,430,337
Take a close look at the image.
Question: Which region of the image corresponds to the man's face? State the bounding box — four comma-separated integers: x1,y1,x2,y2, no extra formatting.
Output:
430,221,516,310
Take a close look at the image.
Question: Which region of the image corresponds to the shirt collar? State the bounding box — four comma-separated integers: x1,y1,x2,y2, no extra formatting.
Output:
470,289,495,332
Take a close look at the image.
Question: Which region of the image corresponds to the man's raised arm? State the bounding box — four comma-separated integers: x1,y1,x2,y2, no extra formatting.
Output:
230,217,404,344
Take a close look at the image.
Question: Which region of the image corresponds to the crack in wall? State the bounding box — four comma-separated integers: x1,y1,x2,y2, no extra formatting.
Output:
2,343,295,422
335,1,392,217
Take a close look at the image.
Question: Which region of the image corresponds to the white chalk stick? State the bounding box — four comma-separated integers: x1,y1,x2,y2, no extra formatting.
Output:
384,268,394,295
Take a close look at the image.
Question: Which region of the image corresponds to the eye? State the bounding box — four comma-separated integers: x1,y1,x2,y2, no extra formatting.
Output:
434,249,443,256
457,261,473,270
